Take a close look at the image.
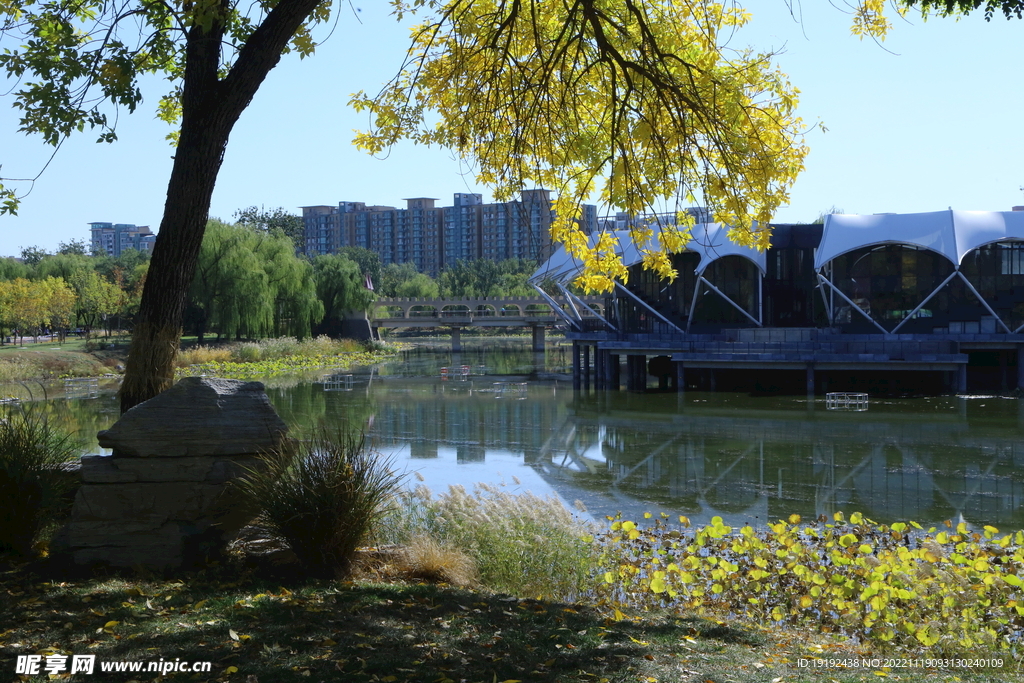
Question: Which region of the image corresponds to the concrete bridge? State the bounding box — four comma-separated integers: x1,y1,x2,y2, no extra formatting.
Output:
371,295,607,351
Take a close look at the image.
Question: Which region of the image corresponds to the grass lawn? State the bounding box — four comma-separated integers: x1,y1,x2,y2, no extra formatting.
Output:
0,563,1014,683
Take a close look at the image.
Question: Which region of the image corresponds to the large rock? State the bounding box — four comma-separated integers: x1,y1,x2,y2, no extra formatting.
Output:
54,377,289,572
97,376,288,457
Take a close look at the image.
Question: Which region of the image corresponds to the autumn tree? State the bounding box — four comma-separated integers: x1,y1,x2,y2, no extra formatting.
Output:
41,277,76,342
0,277,76,342
69,270,124,337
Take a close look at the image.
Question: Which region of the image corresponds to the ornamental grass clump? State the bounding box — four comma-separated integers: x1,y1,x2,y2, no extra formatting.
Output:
234,429,403,578
596,511,1024,656
379,483,598,600
0,410,81,557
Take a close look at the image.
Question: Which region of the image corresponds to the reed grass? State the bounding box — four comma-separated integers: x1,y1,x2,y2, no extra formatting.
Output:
377,483,598,600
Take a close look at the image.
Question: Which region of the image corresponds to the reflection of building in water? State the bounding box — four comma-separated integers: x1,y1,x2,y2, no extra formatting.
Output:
349,378,1024,529
366,381,566,459
544,402,1024,528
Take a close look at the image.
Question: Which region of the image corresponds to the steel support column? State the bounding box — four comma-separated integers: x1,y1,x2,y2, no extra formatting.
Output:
572,342,581,391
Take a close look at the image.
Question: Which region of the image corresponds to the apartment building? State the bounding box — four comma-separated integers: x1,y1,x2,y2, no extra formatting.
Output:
89,222,156,256
302,191,596,275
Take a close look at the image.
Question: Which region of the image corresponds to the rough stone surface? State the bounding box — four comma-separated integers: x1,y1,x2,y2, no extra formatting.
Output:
54,377,287,571
96,376,287,457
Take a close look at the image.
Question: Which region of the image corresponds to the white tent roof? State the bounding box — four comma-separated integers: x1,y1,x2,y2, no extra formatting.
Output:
815,210,1024,270
530,224,766,284
688,223,767,276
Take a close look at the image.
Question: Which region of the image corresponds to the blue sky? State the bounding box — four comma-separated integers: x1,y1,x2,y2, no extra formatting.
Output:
1,3,1022,257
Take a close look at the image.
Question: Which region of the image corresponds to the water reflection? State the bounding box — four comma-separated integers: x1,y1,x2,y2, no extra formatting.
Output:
270,342,1024,529
23,341,1024,530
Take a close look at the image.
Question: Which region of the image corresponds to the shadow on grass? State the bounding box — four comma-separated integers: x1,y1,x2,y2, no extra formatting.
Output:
2,561,775,683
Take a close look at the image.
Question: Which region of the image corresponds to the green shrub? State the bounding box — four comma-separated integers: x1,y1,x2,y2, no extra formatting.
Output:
0,410,81,557
234,429,402,578
378,483,598,600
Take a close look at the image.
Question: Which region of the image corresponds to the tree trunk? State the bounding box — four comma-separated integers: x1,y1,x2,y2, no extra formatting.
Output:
118,143,225,413
118,0,327,413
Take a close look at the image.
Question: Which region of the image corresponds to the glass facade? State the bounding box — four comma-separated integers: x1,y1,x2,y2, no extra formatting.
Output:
615,221,1024,335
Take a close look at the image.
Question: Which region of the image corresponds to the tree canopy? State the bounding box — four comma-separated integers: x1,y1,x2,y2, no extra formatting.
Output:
353,0,809,292
188,220,321,341
234,206,306,250
311,253,374,337
899,0,1024,18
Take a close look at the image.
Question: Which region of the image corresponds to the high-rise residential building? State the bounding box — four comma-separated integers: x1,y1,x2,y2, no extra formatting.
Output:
89,222,156,256
301,191,596,275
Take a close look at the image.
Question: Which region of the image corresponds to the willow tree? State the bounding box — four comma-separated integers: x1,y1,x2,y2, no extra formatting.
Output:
311,253,374,337
189,220,320,341
3,0,826,411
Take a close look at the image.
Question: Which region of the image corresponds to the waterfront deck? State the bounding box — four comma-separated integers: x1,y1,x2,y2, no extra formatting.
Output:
567,327,1024,394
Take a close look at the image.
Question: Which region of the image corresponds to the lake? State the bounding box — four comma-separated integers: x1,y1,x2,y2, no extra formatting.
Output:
28,338,1024,530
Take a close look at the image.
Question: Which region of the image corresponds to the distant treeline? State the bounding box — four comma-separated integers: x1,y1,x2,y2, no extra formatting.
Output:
3,213,541,343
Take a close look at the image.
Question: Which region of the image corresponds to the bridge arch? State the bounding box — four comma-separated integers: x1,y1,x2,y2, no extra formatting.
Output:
409,305,439,318
500,304,523,316
373,304,407,319
441,304,471,318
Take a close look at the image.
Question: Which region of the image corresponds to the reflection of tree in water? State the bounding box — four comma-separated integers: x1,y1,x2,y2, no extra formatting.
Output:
16,359,1024,530
266,380,377,438
0,382,122,454
383,341,572,378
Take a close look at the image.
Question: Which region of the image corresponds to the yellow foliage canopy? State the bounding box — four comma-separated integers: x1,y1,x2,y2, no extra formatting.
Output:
352,0,809,292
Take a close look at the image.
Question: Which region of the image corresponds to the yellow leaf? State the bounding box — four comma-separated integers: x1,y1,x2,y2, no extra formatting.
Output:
225,666,238,675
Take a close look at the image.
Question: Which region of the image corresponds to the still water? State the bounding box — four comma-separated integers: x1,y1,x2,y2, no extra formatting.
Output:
25,339,1024,530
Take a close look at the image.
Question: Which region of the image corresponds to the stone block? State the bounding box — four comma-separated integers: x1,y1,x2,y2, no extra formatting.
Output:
97,377,287,457
55,377,288,572
80,454,263,484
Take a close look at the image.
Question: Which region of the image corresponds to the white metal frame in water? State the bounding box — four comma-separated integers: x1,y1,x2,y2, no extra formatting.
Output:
825,392,869,411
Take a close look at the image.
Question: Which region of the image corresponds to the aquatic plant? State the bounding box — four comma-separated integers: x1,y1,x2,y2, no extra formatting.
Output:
596,511,1024,655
